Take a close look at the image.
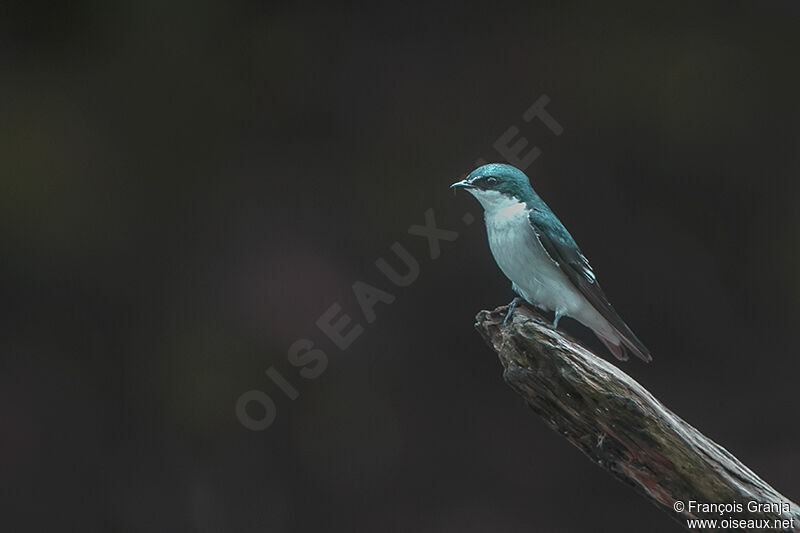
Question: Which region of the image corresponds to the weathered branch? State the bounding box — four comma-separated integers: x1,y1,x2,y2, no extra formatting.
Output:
476,304,800,531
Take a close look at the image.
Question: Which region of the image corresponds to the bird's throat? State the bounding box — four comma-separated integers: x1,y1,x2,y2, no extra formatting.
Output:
467,189,525,217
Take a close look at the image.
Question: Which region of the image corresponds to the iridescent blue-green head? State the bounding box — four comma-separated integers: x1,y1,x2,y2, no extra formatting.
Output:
451,163,537,212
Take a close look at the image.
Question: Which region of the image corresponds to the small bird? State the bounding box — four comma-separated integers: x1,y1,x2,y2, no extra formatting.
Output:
452,163,651,362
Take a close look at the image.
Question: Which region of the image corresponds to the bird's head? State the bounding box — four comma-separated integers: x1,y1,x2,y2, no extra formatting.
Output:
451,163,535,212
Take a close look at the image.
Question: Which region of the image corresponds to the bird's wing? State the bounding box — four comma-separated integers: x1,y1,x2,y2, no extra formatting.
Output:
527,208,651,362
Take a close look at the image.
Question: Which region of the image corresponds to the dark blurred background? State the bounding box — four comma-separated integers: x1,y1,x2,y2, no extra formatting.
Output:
2,1,799,531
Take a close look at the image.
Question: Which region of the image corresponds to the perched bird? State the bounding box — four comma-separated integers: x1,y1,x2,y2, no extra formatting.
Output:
452,163,651,362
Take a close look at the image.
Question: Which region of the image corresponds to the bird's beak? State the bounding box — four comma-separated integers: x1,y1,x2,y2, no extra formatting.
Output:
450,179,475,190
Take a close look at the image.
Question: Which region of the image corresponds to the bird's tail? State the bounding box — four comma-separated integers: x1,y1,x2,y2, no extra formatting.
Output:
598,335,629,361
597,328,652,363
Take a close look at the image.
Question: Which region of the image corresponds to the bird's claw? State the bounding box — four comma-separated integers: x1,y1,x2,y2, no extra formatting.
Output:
552,310,563,330
503,297,524,327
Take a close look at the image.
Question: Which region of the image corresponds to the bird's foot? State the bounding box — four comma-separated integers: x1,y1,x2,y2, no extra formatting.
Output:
503,297,525,327
552,310,563,330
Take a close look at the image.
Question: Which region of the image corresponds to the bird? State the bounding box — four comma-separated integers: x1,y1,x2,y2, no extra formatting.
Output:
451,163,651,362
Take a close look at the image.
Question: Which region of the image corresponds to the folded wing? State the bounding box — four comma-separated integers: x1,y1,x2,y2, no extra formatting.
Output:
527,209,652,362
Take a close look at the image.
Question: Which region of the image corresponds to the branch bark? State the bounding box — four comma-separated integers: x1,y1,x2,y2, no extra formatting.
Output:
475,304,800,531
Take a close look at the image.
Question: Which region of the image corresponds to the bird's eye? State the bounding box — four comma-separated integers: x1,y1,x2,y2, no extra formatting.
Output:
486,177,498,186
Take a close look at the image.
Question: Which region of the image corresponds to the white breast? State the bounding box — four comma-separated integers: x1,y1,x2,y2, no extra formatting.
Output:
471,190,587,317
465,188,621,344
